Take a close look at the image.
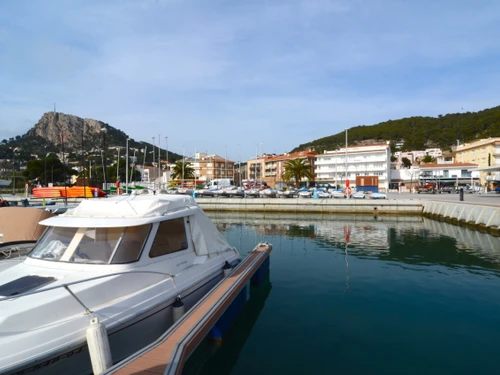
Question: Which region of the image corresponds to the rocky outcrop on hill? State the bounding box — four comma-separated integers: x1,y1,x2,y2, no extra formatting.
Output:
26,112,108,149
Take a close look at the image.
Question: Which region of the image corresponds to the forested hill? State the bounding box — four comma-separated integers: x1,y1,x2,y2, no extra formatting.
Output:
292,105,500,153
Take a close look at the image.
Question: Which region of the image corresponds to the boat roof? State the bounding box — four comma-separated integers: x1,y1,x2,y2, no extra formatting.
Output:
0,207,55,243
40,194,198,228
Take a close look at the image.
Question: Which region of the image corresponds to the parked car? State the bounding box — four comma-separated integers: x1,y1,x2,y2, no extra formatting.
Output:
439,186,455,194
495,187,500,194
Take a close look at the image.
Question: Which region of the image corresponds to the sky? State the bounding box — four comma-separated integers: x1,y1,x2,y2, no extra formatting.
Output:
1,0,500,161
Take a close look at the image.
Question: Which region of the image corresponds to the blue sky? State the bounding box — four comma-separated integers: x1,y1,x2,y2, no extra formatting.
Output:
1,0,499,161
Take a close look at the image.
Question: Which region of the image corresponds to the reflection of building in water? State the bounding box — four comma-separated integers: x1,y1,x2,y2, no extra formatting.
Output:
210,212,500,270
209,212,423,254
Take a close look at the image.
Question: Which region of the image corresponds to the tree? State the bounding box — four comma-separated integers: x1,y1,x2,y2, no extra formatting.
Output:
391,155,397,162
402,157,412,168
282,158,314,187
422,155,436,163
170,160,195,181
22,157,78,185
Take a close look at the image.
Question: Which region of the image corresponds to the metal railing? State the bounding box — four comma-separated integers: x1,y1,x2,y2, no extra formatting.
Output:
0,270,180,316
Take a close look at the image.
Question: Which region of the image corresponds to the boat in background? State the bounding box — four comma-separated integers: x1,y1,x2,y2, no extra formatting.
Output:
32,186,107,198
297,187,312,198
0,193,241,375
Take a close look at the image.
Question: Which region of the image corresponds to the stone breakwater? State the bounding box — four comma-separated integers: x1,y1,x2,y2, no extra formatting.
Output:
423,201,500,236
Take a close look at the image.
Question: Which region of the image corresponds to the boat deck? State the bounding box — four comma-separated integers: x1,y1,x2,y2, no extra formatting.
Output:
107,242,272,375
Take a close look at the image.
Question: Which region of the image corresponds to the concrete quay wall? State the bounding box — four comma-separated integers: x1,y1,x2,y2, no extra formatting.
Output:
196,198,422,215
423,201,500,235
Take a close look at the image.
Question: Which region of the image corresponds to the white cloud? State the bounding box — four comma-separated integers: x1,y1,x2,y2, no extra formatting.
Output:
1,0,500,160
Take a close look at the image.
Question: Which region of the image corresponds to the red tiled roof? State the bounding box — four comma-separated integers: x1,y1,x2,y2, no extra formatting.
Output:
419,162,477,168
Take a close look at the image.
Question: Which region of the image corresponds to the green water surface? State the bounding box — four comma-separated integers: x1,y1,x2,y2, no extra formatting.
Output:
186,213,500,375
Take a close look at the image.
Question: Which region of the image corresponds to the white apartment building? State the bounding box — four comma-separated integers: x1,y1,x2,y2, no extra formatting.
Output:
315,143,391,190
419,163,479,187
394,148,443,164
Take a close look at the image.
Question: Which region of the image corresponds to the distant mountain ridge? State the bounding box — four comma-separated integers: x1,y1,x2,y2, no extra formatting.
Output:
292,105,500,153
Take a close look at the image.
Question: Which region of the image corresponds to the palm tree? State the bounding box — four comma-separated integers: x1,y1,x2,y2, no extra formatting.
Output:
282,158,314,188
422,155,437,163
170,160,195,181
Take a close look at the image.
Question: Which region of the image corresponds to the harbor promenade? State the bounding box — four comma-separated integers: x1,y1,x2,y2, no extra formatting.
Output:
7,191,500,234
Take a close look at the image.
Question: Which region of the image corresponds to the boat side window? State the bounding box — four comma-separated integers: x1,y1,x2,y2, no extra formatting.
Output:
149,218,188,258
111,224,151,264
29,227,78,261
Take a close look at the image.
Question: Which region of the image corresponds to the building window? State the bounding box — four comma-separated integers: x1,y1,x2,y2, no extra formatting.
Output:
149,218,188,258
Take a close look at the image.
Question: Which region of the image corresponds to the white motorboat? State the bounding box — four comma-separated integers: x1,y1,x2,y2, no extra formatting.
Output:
371,192,387,199
351,191,366,199
315,188,331,199
259,188,277,198
244,188,260,198
219,186,245,198
0,193,241,375
297,188,312,198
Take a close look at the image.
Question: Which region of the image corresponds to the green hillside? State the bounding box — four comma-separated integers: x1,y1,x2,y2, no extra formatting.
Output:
292,105,500,153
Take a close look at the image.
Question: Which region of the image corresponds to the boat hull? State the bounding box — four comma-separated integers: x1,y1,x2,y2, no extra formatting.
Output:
4,271,223,375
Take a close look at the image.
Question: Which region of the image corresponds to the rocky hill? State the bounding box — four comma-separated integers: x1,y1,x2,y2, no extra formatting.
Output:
0,112,180,164
26,112,108,149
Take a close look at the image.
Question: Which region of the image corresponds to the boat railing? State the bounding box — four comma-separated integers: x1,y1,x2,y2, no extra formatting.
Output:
0,270,182,316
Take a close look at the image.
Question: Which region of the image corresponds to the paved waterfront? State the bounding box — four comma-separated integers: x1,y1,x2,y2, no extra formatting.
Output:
385,191,500,207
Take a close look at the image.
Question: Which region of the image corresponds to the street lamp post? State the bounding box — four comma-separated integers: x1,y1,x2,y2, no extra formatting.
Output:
116,147,120,187
259,143,263,186
125,138,129,194
44,145,47,187
11,148,16,195
101,127,107,190
81,123,86,198
165,137,168,187
152,137,155,190
345,129,349,198
51,164,55,185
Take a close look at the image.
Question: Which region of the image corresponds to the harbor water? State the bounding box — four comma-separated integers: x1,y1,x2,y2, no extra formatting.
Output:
186,212,500,375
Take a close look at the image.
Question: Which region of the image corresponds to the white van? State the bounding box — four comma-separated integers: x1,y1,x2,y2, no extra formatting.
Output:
205,179,235,188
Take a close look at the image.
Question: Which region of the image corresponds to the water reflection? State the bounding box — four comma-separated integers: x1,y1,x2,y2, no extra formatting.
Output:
201,212,500,375
209,212,500,274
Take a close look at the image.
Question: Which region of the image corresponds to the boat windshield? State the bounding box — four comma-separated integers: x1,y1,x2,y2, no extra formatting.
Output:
28,225,151,264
